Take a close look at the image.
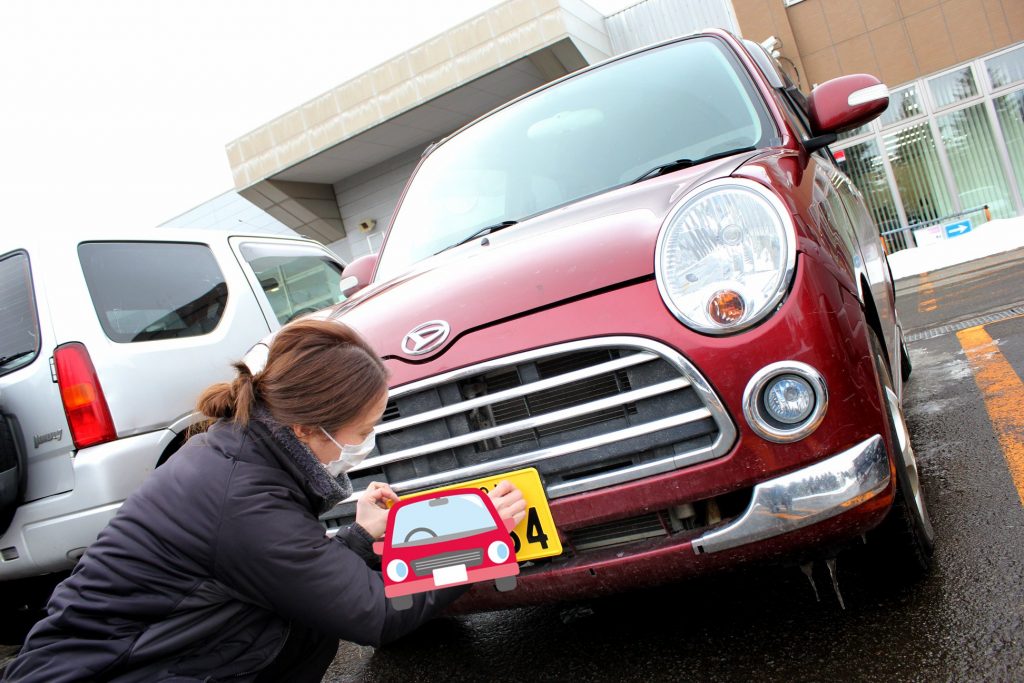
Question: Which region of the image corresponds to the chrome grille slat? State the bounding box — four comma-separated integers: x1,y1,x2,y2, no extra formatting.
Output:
356,377,691,469
341,408,713,504
375,352,656,435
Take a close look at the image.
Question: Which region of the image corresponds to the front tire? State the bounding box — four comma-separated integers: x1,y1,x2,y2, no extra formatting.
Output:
869,329,934,576
900,333,913,384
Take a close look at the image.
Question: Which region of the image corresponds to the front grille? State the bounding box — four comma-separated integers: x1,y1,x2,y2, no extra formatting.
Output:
411,548,484,576
326,337,735,528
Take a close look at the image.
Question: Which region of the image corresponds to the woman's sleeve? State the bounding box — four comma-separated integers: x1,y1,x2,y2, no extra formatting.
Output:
333,522,380,569
213,480,468,647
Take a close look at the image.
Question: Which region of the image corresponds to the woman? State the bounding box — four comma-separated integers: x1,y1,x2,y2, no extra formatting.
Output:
4,319,526,682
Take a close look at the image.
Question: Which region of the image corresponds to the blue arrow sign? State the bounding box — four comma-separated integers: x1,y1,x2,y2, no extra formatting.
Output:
944,219,973,238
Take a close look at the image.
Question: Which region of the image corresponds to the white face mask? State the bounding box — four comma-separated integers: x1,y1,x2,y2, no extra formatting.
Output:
320,427,376,477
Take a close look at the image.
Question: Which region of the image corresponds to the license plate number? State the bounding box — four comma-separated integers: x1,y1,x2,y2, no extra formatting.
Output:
403,467,562,562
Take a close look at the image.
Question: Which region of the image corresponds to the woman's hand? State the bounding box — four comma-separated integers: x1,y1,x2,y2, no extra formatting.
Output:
488,480,527,527
355,481,400,540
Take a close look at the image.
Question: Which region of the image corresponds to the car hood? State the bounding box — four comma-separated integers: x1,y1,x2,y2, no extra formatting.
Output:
335,153,757,363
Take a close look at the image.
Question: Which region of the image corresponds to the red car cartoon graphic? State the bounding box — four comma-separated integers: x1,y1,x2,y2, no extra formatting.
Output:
372,488,519,611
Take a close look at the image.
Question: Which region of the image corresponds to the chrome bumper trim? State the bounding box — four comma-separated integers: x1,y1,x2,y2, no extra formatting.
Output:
692,434,890,555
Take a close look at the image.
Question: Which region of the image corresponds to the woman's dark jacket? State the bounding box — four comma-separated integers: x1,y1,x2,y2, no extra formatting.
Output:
4,417,464,682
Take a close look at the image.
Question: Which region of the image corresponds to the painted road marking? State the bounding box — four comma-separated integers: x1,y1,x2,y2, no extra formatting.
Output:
957,325,1024,506
917,272,937,314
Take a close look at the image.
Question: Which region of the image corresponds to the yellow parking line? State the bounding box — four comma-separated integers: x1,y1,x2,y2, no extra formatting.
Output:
957,325,1024,506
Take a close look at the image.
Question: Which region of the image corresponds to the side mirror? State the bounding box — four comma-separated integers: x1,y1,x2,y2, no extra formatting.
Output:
805,74,889,151
340,254,378,297
372,541,384,555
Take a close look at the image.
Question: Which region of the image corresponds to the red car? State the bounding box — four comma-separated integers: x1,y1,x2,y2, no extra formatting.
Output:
260,28,933,612
372,488,519,611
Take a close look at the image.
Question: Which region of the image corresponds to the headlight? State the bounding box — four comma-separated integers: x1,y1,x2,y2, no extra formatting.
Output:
386,559,409,582
487,540,510,563
656,178,796,334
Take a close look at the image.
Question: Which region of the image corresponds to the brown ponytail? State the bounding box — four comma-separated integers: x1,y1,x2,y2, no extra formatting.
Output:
196,319,388,431
196,361,259,424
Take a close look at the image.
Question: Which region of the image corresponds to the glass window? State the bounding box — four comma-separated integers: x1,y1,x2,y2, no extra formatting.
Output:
239,243,347,325
928,67,978,109
881,85,924,127
377,37,779,280
986,45,1024,90
836,140,905,251
994,90,1024,201
79,242,228,343
0,252,39,377
883,122,953,229
837,122,872,142
938,102,1015,221
391,493,498,548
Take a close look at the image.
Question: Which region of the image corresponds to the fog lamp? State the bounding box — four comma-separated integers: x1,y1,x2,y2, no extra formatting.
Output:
763,375,814,424
743,361,828,443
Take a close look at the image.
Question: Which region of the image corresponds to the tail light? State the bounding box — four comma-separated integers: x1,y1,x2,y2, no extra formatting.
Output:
54,343,116,449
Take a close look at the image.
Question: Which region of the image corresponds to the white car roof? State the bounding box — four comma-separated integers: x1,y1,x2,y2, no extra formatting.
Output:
2,227,323,253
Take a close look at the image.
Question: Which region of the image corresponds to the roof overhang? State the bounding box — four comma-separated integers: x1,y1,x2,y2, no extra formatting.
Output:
226,0,611,242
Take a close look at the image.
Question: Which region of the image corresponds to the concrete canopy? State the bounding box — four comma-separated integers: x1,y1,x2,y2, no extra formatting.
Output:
226,0,611,244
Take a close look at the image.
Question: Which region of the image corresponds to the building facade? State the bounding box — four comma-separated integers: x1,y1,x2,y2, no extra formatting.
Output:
173,0,1024,257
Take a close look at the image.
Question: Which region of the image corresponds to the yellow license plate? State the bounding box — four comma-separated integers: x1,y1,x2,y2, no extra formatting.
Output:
401,468,562,562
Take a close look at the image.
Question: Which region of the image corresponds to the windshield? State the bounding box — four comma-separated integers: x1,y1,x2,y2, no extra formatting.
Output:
391,493,498,548
376,37,776,280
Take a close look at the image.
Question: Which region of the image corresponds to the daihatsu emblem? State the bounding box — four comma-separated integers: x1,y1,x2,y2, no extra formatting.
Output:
402,320,451,356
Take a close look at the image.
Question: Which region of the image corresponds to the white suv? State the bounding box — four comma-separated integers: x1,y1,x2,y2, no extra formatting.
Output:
0,228,348,596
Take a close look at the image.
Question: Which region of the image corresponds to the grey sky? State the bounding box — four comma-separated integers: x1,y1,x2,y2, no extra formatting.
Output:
1,0,635,233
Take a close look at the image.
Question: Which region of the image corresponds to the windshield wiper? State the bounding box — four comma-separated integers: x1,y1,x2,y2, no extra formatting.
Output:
439,220,519,254
631,146,758,184
0,350,34,367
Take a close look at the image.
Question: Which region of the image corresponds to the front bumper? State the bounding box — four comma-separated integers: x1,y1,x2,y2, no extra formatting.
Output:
692,434,889,554
0,430,168,581
455,433,894,612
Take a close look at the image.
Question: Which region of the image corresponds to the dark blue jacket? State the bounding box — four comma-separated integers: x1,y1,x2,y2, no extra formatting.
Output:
4,418,463,682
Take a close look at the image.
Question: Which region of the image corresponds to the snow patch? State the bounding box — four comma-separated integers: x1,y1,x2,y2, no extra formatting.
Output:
887,216,1024,280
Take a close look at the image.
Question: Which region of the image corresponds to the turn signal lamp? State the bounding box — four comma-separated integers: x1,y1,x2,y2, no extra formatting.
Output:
54,342,117,449
708,289,746,325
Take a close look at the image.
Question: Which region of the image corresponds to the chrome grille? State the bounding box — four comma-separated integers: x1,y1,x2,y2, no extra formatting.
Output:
326,337,736,526
411,549,484,576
